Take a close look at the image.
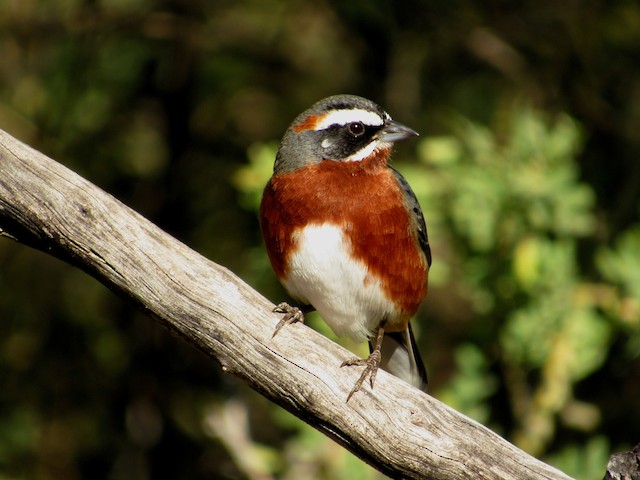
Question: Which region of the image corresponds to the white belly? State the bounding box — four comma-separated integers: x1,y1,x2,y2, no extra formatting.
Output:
282,224,398,342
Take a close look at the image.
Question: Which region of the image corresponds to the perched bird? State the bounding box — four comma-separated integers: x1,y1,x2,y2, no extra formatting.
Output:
260,94,430,400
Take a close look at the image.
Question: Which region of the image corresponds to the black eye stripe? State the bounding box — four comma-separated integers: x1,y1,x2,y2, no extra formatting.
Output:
325,122,381,134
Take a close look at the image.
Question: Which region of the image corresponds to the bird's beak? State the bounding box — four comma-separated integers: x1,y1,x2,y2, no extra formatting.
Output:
378,120,419,143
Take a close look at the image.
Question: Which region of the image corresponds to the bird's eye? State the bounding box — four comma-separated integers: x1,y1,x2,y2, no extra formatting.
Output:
347,122,365,137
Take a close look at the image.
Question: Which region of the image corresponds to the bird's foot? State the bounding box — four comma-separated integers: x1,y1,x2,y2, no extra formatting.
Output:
341,348,382,402
272,302,310,337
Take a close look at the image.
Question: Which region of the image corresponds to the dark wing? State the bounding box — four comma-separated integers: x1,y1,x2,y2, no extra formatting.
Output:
390,166,432,267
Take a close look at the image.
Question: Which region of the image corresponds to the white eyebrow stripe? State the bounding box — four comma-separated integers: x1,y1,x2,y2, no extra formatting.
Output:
313,109,385,130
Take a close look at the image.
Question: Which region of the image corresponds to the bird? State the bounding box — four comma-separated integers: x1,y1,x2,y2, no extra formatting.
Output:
259,94,431,401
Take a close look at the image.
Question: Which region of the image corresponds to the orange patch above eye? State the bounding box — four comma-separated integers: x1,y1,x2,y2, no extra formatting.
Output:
292,113,325,133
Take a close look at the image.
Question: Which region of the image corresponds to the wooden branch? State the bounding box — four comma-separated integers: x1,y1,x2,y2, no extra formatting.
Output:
0,129,574,480
604,443,640,480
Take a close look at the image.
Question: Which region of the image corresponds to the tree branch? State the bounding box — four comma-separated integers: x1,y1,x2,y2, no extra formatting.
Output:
0,129,573,480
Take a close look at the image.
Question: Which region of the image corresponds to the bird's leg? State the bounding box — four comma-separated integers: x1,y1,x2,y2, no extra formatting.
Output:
341,324,386,402
272,303,314,337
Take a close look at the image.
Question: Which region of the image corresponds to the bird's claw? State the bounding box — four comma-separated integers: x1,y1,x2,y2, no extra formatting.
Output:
341,349,382,402
272,302,306,337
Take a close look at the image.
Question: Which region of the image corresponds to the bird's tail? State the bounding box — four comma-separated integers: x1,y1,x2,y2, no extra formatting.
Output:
375,323,428,391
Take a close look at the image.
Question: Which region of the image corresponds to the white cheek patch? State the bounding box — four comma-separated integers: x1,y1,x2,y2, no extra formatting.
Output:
321,138,333,149
344,140,380,162
344,140,393,162
314,109,384,130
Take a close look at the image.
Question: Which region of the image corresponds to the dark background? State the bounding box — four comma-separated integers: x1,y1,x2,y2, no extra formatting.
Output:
1,1,639,479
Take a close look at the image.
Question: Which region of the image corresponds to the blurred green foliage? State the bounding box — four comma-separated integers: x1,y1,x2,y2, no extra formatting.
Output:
410,109,612,456
1,1,640,479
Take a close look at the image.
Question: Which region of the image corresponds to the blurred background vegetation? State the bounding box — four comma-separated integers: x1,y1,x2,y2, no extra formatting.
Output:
1,1,639,479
